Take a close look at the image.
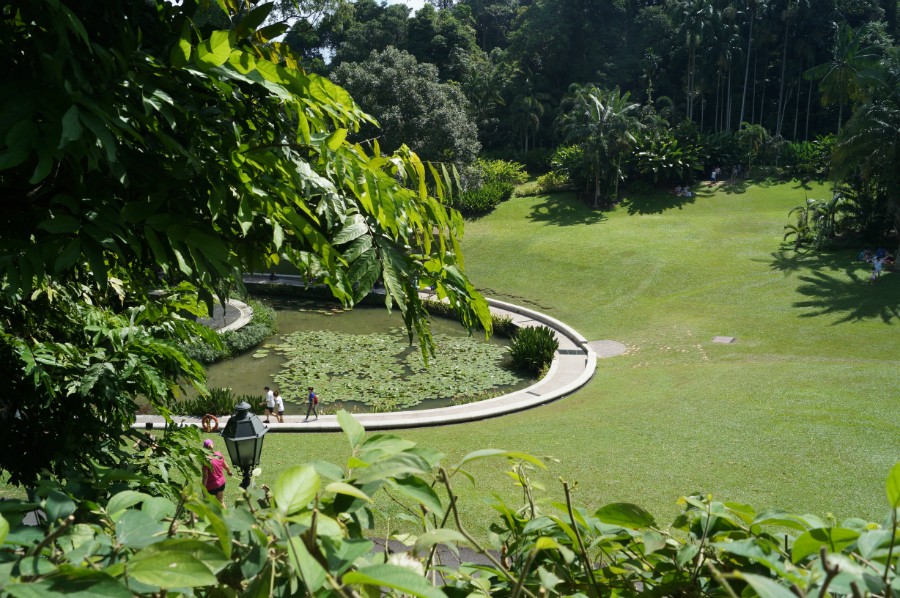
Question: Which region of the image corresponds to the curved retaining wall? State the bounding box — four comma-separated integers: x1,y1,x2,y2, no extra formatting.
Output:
134,292,596,432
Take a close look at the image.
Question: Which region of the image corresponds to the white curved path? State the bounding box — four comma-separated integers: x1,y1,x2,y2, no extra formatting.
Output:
134,277,596,432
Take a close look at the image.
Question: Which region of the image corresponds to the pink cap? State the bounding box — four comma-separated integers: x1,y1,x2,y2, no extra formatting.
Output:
203,439,214,448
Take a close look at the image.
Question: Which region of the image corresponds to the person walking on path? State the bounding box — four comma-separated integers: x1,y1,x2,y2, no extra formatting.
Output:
201,439,233,508
260,386,275,423
304,386,319,422
273,389,285,423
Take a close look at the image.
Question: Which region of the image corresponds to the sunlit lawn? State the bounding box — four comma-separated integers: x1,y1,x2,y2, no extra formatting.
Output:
233,177,900,539
9,178,896,540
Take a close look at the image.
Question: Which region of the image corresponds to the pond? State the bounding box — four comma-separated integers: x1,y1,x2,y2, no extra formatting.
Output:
204,298,532,414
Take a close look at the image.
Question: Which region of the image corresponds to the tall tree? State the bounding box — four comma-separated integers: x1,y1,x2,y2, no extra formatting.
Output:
559,85,643,207
331,47,481,165
739,0,768,128
805,22,880,132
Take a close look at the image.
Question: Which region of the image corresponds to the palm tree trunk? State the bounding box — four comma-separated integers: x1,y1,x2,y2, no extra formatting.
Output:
738,5,756,128
759,60,768,127
776,17,791,137
837,100,843,134
793,59,802,139
751,56,757,125
727,66,733,131
804,75,812,140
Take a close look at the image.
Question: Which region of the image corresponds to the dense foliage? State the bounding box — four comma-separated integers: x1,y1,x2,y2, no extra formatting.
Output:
0,0,490,485
1,415,897,597
183,301,278,364
177,387,260,417
296,0,898,243
330,47,480,164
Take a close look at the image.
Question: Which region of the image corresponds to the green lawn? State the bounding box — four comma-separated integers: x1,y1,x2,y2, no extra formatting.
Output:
14,179,893,538
239,179,900,539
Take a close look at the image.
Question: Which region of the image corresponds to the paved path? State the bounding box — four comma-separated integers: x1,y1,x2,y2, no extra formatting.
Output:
135,276,596,432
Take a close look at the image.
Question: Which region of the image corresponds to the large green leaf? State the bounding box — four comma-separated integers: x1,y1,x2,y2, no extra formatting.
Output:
344,564,446,598
453,449,545,470
197,30,232,67
338,410,365,450
594,503,657,529
354,453,432,485
115,511,166,550
128,553,217,589
5,572,131,598
106,491,151,520
791,527,860,563
736,573,798,598
0,514,7,545
273,465,320,516
325,482,372,503
287,537,328,592
389,476,443,514
413,528,469,556
887,461,900,508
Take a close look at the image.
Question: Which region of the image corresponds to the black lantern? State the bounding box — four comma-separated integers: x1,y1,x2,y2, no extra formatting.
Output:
220,401,268,489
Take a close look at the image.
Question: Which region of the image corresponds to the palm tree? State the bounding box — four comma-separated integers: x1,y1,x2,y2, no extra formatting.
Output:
832,48,900,241
804,22,880,133
669,0,714,121
738,0,767,128
559,85,642,208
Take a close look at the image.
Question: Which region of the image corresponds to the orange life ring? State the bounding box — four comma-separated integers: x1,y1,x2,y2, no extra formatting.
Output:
201,414,219,433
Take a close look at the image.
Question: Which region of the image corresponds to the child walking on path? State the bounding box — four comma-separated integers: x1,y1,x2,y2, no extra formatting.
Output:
273,390,285,423
304,386,319,422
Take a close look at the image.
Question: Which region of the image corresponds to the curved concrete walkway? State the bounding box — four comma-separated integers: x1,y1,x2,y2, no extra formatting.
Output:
135,276,596,432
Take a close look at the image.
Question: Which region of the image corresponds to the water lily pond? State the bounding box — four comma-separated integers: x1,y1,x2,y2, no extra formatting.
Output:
205,298,531,414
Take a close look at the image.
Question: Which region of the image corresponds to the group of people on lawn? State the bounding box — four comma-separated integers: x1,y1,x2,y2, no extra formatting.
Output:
859,248,896,282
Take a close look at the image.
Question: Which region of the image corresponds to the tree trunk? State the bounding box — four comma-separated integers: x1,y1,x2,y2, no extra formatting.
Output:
751,55,758,125
759,60,768,128
738,5,756,128
727,66,733,131
805,75,812,140
775,17,791,137
793,59,802,140
837,100,843,134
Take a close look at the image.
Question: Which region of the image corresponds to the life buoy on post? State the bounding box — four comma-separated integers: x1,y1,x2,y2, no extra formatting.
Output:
201,414,219,433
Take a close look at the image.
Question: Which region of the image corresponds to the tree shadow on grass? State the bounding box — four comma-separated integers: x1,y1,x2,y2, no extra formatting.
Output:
619,192,697,215
768,250,899,323
527,193,607,226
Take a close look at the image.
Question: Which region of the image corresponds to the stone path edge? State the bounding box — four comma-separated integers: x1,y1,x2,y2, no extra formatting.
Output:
134,290,596,433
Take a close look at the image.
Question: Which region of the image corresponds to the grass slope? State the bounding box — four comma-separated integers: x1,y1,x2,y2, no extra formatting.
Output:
248,180,898,538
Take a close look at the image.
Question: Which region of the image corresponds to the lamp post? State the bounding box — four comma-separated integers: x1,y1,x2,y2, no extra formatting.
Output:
220,401,267,489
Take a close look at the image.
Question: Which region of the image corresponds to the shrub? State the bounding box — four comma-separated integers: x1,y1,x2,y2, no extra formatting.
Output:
455,180,514,215
535,170,572,194
178,388,260,416
454,158,526,216
509,325,558,376
479,158,529,186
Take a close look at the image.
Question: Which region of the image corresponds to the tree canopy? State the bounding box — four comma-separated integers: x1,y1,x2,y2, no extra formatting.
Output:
0,0,489,485
331,47,481,164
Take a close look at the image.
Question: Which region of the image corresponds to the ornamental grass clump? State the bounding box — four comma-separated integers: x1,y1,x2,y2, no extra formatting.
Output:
509,325,558,376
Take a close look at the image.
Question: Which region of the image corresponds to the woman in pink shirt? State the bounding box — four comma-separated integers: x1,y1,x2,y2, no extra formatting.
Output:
201,439,233,507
